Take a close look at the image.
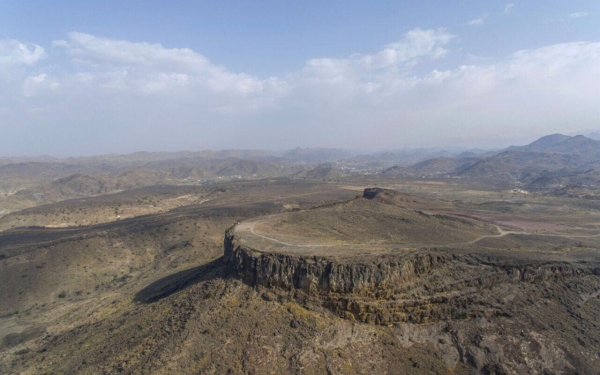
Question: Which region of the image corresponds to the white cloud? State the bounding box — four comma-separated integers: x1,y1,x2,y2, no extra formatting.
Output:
0,38,46,81
468,13,489,26
291,28,455,112
303,28,454,82
569,12,589,19
361,28,454,68
22,74,60,97
0,38,46,67
504,3,515,14
54,32,211,71
52,32,282,101
398,42,600,143
3,30,600,154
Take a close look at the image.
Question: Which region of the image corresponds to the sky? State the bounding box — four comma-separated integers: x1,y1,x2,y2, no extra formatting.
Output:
1,1,600,156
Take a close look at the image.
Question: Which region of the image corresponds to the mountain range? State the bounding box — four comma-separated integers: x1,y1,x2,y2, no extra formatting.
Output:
380,134,600,192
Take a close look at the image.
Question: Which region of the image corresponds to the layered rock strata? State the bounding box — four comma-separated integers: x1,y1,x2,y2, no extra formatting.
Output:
224,229,598,325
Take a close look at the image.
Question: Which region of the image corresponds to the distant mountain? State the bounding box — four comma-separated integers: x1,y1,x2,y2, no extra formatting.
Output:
504,133,600,154
526,168,600,191
50,173,108,196
586,132,600,141
168,166,214,180
549,184,600,199
303,165,348,179
339,147,484,171
381,166,416,178
457,149,495,158
457,135,600,186
14,174,109,202
507,133,573,152
4,133,600,201
0,155,60,167
380,156,480,178
457,151,589,182
281,148,357,164
0,150,277,174
6,159,283,207
213,159,285,177
0,162,115,191
110,169,171,190
410,157,481,176
377,133,600,189
544,135,600,154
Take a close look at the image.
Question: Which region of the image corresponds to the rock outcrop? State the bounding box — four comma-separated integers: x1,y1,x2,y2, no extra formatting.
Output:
224,228,598,325
225,229,447,294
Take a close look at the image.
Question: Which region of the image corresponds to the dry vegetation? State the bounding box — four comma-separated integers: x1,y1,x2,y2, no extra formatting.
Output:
254,195,497,248
1,175,600,374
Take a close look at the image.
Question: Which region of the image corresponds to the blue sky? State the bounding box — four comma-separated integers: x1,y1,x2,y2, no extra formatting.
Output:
1,1,599,156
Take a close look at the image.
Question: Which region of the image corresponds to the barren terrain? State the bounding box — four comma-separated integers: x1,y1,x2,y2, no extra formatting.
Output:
1,173,600,374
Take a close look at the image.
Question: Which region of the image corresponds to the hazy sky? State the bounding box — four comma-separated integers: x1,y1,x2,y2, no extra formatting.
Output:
1,1,599,156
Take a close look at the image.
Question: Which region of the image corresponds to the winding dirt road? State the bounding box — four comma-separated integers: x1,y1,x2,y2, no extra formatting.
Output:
236,215,600,251
235,217,334,248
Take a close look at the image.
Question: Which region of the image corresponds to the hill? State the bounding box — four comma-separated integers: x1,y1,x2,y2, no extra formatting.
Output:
0,162,113,192
526,168,600,190
281,147,356,164
410,156,480,176
544,135,600,154
15,173,109,201
2,180,600,374
301,164,348,179
381,165,416,177
212,158,285,177
457,135,600,185
507,133,572,151
0,158,303,215
239,188,492,250
378,134,600,189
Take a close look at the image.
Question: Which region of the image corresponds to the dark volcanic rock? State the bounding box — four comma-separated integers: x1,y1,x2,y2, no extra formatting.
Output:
224,227,599,326
225,228,447,295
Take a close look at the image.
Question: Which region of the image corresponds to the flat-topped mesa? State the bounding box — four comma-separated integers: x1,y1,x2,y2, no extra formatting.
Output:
224,228,594,325
224,229,460,325
224,187,598,325
224,228,448,295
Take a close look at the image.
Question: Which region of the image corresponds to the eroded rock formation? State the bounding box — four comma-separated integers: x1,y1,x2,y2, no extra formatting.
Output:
224,227,598,325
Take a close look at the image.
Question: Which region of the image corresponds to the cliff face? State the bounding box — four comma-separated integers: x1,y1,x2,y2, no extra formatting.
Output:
224,228,599,325
225,228,447,295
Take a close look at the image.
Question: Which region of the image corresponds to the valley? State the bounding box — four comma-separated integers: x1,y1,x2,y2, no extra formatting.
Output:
2,136,600,374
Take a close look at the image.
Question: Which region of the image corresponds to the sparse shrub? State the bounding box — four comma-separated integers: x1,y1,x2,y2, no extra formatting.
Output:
58,291,67,298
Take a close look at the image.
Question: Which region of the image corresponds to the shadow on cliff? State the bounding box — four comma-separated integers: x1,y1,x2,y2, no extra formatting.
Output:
134,258,225,304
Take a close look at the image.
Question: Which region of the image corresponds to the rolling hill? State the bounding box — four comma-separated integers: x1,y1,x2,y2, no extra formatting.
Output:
379,134,600,192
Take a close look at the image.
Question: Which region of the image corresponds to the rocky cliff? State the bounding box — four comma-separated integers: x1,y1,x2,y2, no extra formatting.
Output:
224,228,599,325
225,228,448,294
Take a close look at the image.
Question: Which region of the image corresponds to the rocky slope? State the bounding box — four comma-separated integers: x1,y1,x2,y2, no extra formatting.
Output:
219,188,600,373
3,183,600,374
225,227,600,325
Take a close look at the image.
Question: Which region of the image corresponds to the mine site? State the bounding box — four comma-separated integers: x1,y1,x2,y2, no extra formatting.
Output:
3,2,600,374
